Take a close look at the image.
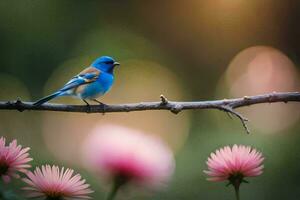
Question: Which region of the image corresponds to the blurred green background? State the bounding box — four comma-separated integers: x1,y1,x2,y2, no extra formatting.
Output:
1,0,300,199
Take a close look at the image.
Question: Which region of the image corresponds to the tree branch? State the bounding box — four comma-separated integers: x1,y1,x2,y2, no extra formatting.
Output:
0,92,299,134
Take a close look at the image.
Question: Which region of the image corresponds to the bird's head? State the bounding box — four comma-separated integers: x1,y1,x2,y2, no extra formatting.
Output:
91,56,120,73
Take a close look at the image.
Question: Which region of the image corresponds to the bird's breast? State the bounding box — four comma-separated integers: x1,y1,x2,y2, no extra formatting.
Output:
97,72,114,92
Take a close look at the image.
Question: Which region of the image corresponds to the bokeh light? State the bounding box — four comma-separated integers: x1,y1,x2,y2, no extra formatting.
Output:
0,74,35,144
0,73,31,100
216,46,300,134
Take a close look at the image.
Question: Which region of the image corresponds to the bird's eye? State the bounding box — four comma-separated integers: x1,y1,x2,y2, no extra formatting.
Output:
104,61,113,64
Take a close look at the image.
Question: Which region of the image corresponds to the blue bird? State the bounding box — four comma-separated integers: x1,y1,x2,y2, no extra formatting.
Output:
33,56,120,106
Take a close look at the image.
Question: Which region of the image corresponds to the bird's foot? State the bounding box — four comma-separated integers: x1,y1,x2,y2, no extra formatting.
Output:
83,99,91,113
93,99,107,115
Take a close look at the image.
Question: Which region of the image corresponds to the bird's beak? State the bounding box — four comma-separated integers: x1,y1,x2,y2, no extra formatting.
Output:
113,62,120,66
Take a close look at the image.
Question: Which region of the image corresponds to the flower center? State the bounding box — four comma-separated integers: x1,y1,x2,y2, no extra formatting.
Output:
0,162,9,175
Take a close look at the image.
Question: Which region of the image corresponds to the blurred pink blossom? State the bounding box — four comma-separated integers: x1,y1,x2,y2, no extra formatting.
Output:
82,124,175,188
0,136,32,183
23,165,93,200
204,145,264,182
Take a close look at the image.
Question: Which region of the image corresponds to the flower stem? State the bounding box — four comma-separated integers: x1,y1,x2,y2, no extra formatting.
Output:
106,175,128,200
106,183,120,200
234,184,240,200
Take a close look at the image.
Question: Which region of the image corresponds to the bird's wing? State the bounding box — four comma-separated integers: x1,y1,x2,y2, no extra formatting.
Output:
59,67,101,92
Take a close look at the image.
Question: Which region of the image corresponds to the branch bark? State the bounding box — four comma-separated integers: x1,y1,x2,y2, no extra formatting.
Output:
0,92,299,134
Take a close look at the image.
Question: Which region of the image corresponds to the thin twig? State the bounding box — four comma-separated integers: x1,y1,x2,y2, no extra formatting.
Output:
0,92,299,134
218,105,250,134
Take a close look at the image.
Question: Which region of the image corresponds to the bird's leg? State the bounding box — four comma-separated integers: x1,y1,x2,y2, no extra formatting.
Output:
92,99,105,105
83,99,91,113
92,99,107,114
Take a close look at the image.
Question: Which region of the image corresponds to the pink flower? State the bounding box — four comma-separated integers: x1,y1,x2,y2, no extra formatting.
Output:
204,145,264,182
82,124,175,188
0,137,32,183
22,165,93,200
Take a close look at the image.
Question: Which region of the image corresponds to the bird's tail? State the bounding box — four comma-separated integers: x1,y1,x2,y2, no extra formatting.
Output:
33,91,61,106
